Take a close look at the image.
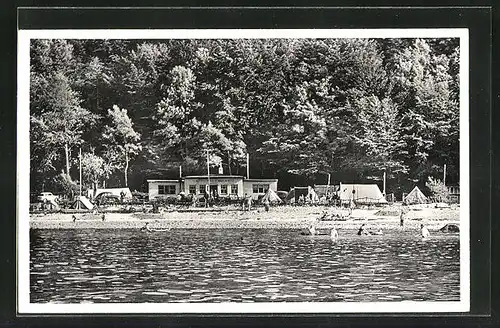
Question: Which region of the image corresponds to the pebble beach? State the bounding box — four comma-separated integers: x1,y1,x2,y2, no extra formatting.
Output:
29,204,461,231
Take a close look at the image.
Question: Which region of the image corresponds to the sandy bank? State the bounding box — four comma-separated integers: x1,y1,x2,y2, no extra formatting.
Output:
29,205,461,230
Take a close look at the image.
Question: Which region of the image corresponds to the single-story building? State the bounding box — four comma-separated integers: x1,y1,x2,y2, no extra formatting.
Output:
147,175,278,201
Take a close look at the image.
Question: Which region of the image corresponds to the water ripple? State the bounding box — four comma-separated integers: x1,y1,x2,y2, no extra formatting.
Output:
30,228,460,303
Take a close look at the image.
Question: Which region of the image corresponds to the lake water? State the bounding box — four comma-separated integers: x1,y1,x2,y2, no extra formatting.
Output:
30,229,460,303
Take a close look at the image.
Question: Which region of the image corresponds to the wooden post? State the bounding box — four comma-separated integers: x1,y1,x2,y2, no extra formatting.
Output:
383,170,386,196
207,150,211,194
246,153,250,179
443,164,447,185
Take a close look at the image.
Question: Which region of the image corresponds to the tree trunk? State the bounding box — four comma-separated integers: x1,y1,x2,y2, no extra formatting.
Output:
64,143,70,177
124,149,129,187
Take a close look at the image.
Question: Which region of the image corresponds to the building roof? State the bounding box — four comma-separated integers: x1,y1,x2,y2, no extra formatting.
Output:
147,175,277,182
183,175,245,179
245,178,278,182
147,179,180,183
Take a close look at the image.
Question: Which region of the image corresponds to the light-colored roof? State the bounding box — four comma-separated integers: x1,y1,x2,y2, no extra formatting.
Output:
244,179,278,182
184,175,245,179
147,179,180,183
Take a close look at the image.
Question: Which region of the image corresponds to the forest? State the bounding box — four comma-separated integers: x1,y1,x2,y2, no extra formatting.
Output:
29,37,460,197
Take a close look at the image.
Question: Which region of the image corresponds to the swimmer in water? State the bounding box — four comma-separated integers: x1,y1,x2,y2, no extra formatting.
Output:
308,224,317,236
421,224,430,239
357,223,371,236
140,222,151,232
330,226,339,240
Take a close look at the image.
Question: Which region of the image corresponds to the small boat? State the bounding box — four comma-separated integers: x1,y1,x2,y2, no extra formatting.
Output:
300,229,330,236
142,228,170,233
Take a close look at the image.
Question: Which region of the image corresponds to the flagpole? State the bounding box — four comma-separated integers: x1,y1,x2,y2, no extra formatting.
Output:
443,164,447,186
246,153,250,179
78,147,82,210
79,147,82,197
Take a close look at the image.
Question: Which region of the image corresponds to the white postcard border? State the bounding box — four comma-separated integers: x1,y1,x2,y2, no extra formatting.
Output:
17,28,470,314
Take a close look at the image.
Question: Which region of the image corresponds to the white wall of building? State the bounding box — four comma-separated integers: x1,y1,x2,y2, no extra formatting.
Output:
147,180,181,200
147,177,278,200
243,179,278,200
183,176,244,197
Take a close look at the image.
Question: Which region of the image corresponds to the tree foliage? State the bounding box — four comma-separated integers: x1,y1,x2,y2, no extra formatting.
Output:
29,38,460,193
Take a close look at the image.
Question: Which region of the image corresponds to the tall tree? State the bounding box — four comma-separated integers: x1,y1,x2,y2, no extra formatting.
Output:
31,71,96,177
393,39,459,182
81,152,113,189
102,105,142,186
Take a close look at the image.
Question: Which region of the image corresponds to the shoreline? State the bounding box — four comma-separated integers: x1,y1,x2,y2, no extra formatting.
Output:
30,206,460,230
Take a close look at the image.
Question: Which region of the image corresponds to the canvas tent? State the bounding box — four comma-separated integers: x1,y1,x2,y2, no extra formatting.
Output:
314,184,339,198
404,186,428,205
71,196,94,210
338,183,387,205
286,187,308,202
261,189,283,204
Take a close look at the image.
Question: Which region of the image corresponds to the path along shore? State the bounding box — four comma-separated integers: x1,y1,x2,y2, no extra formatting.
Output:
30,204,461,231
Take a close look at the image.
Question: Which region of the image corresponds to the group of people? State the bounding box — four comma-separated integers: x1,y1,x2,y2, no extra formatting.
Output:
307,222,339,240
306,207,432,240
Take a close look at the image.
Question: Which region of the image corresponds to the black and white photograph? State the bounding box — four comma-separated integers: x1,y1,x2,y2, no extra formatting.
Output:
17,28,469,314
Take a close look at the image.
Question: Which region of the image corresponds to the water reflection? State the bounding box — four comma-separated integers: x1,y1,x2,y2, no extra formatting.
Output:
30,229,460,303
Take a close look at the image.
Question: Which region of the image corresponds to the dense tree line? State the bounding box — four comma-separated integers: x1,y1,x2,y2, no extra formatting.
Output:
29,38,459,196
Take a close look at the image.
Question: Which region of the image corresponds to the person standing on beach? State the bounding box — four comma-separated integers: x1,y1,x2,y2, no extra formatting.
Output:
246,194,253,211
204,190,210,208
400,208,405,230
263,198,270,212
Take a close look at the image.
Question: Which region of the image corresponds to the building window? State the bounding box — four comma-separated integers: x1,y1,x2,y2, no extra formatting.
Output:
220,184,228,195
252,184,269,194
189,185,196,194
159,185,176,195
199,184,206,194
231,184,238,195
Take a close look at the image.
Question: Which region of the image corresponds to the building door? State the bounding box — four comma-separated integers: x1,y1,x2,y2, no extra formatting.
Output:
210,185,218,198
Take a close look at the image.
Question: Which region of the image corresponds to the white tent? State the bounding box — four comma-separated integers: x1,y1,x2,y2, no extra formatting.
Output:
72,196,94,210
338,183,387,205
404,186,428,205
261,189,283,204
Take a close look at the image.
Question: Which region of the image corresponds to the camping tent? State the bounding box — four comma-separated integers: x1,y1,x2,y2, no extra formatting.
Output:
285,187,309,203
404,186,428,205
314,184,339,198
261,189,283,204
338,183,387,205
71,196,94,210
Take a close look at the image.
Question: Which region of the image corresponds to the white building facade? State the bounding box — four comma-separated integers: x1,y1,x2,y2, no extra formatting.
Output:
147,175,278,201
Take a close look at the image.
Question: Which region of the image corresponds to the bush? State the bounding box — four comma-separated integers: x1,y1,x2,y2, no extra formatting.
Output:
425,177,450,203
